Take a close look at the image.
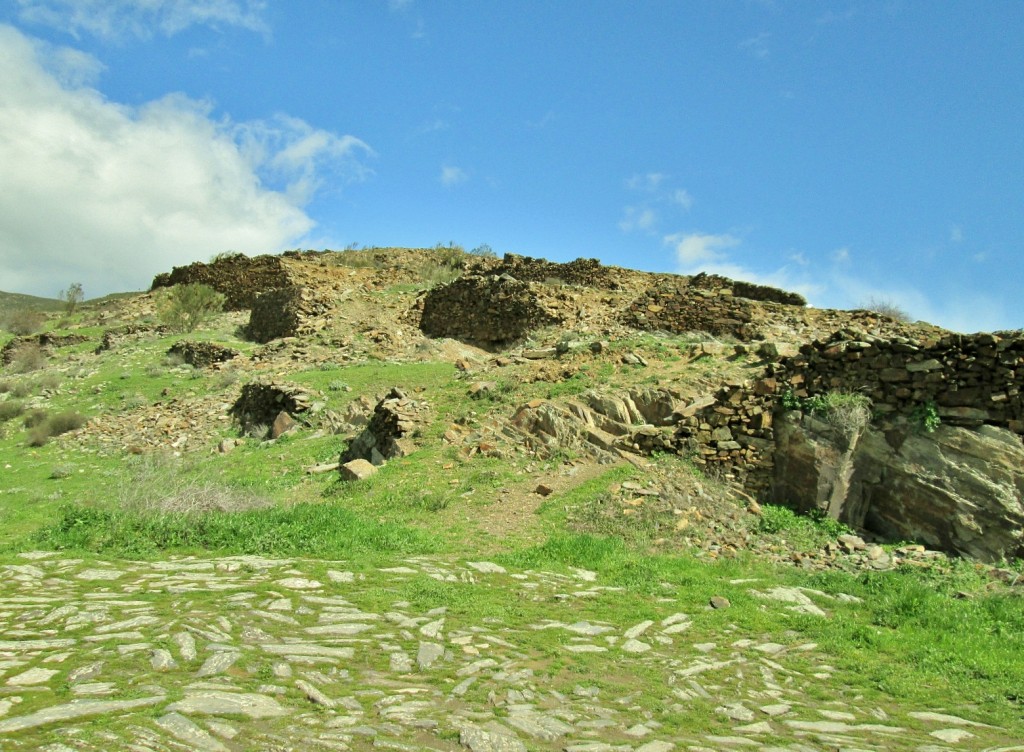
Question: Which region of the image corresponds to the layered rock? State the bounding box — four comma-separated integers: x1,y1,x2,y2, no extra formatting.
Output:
774,412,1024,562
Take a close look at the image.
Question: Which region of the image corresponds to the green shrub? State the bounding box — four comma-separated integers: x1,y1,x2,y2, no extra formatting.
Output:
911,401,941,433
0,400,25,422
782,390,872,437
157,284,225,333
22,408,48,428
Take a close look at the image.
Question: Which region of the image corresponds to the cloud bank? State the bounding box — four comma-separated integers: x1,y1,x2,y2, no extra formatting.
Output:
0,25,371,297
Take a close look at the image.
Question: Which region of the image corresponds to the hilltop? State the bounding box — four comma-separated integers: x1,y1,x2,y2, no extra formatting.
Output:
0,247,1022,750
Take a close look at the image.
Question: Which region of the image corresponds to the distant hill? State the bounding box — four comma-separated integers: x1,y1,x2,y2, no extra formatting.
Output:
0,290,62,316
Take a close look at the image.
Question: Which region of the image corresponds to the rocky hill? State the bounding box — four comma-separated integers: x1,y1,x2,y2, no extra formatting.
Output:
0,247,1022,750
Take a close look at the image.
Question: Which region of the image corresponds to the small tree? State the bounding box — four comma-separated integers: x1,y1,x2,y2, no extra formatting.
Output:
59,283,84,314
158,284,225,333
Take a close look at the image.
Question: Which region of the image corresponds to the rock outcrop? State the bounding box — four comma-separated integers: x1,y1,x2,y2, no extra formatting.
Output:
774,412,1024,562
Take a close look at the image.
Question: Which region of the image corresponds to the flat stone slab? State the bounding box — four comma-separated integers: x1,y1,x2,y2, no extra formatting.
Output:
167,691,288,719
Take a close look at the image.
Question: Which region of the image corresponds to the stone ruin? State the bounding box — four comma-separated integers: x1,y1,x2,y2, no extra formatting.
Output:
341,388,431,466
419,275,562,347
167,340,239,369
151,253,291,311
230,381,319,439
1,333,90,365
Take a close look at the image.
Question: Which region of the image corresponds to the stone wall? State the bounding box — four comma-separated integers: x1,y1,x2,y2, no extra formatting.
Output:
1,333,90,365
151,254,291,311
768,330,1024,431
167,340,239,369
419,275,562,347
466,254,625,289
341,388,431,464
622,278,805,342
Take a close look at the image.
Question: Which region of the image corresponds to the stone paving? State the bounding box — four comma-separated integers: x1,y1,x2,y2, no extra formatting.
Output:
0,553,1020,752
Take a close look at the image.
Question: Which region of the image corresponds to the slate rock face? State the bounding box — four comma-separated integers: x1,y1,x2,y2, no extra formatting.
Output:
774,412,1024,562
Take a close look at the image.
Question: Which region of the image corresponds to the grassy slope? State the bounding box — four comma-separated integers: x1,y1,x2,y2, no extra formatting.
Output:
0,276,1022,734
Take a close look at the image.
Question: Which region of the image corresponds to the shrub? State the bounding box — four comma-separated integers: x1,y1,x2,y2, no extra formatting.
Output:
783,390,872,437
22,408,48,429
35,373,61,392
0,380,11,394
0,400,25,422
3,309,46,336
157,284,225,333
10,381,31,398
470,243,498,258
24,410,87,447
860,296,911,323
7,342,47,373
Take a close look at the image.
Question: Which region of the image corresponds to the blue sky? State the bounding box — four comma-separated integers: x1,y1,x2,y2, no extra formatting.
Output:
0,1,1021,332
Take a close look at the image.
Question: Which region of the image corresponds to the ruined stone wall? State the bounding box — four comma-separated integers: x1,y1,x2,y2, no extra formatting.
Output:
670,329,1024,508
419,275,562,346
151,254,291,311
768,330,1024,432
688,273,807,306
466,254,625,289
622,279,798,342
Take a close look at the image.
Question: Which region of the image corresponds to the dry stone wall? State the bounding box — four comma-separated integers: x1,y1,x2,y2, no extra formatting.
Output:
244,285,335,344
622,277,806,342
230,381,319,437
167,340,239,369
465,254,626,289
151,254,291,311
768,330,1024,431
419,275,562,346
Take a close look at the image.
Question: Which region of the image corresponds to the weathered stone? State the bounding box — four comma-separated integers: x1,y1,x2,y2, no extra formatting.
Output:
155,712,230,752
340,458,378,481
0,696,165,733
167,691,288,719
270,411,297,439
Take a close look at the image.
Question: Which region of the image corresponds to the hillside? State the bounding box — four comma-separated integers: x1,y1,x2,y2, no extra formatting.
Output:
0,247,1021,750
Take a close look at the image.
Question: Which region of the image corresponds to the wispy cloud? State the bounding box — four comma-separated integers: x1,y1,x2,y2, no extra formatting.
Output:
440,164,468,187
618,207,657,233
626,172,667,192
832,246,851,263
15,0,270,41
949,224,963,243
0,24,370,297
620,173,691,236
739,32,771,59
670,189,693,210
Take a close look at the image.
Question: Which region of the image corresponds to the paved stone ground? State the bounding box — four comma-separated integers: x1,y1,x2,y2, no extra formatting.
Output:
0,553,1020,752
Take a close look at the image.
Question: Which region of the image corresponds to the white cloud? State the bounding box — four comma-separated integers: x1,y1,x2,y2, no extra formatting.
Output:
0,24,371,297
665,232,740,266
15,0,269,40
832,246,851,263
439,164,468,187
950,224,963,243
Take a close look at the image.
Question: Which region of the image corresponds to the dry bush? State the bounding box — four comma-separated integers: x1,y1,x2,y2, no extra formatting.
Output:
118,454,273,515
3,310,45,336
24,410,86,447
7,342,47,373
861,296,911,323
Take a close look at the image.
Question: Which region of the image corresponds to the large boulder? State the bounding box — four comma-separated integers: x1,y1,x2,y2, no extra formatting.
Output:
773,411,1024,562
